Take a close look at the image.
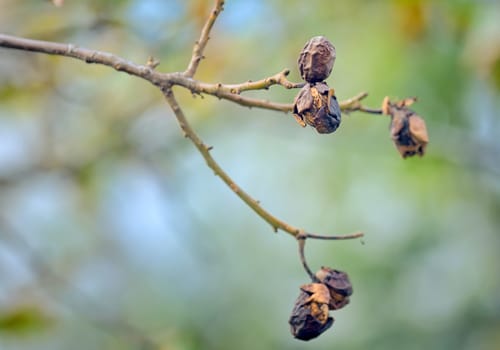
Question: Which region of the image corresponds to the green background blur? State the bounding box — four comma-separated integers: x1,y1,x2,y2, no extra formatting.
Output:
1,0,499,349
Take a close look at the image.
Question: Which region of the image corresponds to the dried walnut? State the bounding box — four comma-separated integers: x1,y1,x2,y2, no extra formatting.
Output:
298,36,336,83
289,283,334,341
382,97,429,158
289,267,353,341
293,82,341,134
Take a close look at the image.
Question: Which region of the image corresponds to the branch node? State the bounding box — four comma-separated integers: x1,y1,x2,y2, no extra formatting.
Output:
67,43,76,53
296,232,307,241
146,56,160,69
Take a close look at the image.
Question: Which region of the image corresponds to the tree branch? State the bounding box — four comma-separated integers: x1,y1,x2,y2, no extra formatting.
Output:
0,0,419,338
0,34,385,115
184,0,225,77
0,30,374,241
0,33,160,82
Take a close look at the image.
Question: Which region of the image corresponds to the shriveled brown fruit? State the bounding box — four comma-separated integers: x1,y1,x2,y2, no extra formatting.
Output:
289,283,334,341
298,36,336,83
315,267,353,310
382,97,429,158
293,82,341,134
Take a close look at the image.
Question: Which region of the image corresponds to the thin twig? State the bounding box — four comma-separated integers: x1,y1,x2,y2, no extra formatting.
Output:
297,237,318,282
222,69,305,94
300,231,364,240
340,91,384,114
184,0,225,77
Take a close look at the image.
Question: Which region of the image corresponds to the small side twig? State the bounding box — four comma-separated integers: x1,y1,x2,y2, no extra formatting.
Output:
223,69,305,94
297,237,318,282
339,92,384,114
184,0,225,77
300,231,364,241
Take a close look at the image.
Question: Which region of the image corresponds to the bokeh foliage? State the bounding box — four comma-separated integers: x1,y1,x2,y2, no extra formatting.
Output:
1,0,499,349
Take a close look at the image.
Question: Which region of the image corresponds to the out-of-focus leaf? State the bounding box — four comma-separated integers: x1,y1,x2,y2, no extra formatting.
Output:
0,305,54,335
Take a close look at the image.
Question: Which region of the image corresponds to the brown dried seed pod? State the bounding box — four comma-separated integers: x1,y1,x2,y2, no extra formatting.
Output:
289,283,334,341
315,267,353,310
293,82,341,134
298,36,336,83
382,97,429,158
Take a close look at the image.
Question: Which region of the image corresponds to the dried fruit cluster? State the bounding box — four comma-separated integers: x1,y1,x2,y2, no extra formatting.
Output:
289,267,352,341
293,36,341,134
292,37,430,159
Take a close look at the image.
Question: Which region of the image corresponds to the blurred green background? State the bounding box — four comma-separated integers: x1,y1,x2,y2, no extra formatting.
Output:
1,0,499,349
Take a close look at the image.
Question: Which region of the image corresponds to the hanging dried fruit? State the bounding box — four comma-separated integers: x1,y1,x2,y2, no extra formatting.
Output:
289,283,334,341
382,97,429,158
289,268,353,341
293,83,341,134
298,36,336,83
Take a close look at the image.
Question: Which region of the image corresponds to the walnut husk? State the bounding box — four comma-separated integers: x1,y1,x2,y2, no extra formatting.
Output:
289,283,334,341
298,36,336,83
382,97,429,158
293,82,341,134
